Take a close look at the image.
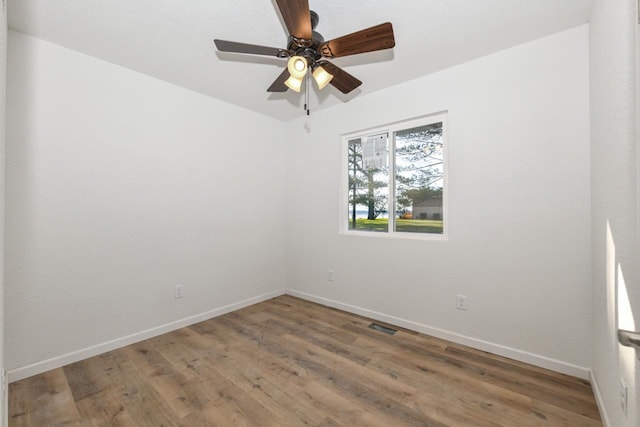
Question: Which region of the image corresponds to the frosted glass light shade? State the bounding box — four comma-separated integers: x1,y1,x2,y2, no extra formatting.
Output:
284,75,303,92
287,56,308,79
312,66,333,90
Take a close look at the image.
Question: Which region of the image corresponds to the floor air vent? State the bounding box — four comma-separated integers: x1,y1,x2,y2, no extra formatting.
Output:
369,323,397,335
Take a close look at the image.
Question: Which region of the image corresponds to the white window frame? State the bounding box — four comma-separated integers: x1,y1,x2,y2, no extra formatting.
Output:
339,112,449,240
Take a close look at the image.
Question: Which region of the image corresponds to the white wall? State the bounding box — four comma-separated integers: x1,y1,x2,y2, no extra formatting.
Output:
285,25,592,375
590,0,639,425
6,31,287,377
0,1,6,425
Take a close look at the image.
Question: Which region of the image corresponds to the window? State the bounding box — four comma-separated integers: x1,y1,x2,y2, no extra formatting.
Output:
342,113,447,238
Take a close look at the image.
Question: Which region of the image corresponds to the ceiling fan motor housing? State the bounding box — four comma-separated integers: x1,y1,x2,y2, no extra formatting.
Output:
310,10,319,30
286,10,324,66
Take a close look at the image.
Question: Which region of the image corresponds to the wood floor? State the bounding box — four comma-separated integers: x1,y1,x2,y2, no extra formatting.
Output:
10,295,603,426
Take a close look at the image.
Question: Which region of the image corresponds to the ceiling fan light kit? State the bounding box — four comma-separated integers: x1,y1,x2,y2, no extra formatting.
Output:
213,0,395,112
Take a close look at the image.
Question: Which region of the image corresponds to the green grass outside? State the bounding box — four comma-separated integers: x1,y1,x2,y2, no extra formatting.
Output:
348,218,443,234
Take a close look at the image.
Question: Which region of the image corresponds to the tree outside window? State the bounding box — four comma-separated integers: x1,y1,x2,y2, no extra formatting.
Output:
345,114,446,236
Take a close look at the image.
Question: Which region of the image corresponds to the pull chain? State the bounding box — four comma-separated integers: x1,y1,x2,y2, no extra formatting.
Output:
304,72,310,115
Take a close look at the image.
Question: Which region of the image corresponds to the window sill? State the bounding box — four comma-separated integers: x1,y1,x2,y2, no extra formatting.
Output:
339,230,449,241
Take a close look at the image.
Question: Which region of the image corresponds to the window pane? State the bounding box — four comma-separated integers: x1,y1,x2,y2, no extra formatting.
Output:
394,123,444,234
347,135,389,232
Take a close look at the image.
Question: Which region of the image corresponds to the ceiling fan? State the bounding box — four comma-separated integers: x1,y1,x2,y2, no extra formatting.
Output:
213,0,395,96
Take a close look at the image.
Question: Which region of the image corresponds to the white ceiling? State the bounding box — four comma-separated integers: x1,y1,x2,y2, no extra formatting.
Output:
8,0,593,121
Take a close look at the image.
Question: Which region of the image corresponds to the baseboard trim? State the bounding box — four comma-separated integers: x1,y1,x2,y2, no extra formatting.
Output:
285,289,591,380
8,287,591,383
590,370,611,427
7,289,286,383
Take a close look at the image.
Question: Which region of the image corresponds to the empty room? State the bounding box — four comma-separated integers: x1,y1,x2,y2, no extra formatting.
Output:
1,0,638,426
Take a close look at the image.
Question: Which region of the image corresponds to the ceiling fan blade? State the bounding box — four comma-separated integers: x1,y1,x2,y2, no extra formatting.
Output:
214,39,288,57
274,0,312,39
320,23,395,58
267,68,290,92
321,61,362,94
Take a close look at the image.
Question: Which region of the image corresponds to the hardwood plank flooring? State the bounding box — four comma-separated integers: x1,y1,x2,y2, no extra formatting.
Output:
9,295,603,426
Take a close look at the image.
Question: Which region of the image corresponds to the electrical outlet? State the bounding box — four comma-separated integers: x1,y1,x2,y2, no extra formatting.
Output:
175,285,184,299
620,379,628,415
456,294,467,311
328,270,334,282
